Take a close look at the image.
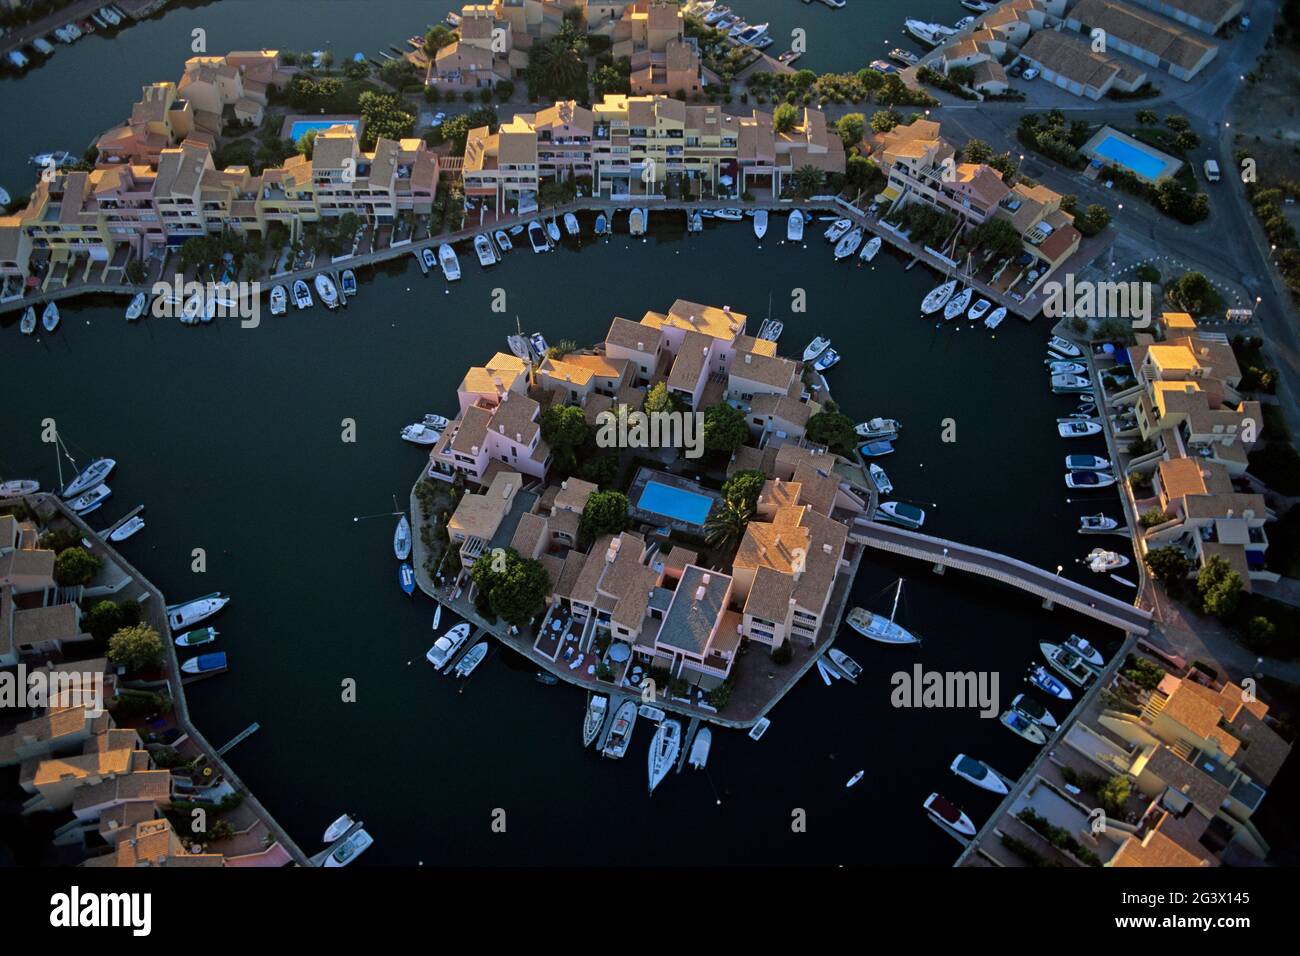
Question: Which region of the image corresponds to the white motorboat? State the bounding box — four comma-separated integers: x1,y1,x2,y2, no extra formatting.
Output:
100,7,122,27
174,627,217,647
292,279,313,309
1048,335,1083,358
8,50,30,69
814,348,840,371
69,483,111,514
962,0,993,12
757,319,783,342
923,792,976,837
921,279,957,315
834,227,864,260
32,37,57,55
647,719,682,793
529,332,549,359
687,209,703,232
713,208,743,221
400,422,439,445
955,15,976,30
629,207,647,235
314,273,339,309
855,417,901,440
1065,634,1105,667
547,218,562,243
563,212,580,236
1013,693,1057,730
688,727,711,769
30,150,73,168
748,716,771,740
393,514,411,560
423,414,450,431
426,622,472,670
322,814,354,843
167,593,230,629
63,457,116,497
823,218,852,242
108,515,145,542
508,224,525,236
527,220,551,253
876,500,925,529
493,229,512,252
1085,548,1129,572
1039,641,1097,687
858,235,882,262
967,298,991,322
41,302,60,332
438,243,460,281
1058,419,1101,438
601,699,638,758
20,307,36,335
1048,360,1086,375
844,578,919,645
125,292,147,322
0,479,39,496
583,695,608,748
787,210,805,241
1079,513,1119,533
869,463,893,495
951,754,1008,794
323,828,373,867
753,209,768,239
827,647,862,679
984,306,1007,329
454,641,488,677
846,770,866,788
889,47,919,66
943,287,973,321
473,233,497,267
803,336,831,361
340,269,357,297
1029,665,1073,701
420,247,437,272
1065,471,1115,489
906,19,955,47
1052,373,1091,393
180,293,203,325
1000,708,1048,744
180,652,226,675
1066,454,1111,472
269,285,287,315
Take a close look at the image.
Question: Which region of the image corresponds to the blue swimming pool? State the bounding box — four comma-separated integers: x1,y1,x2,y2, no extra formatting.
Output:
1091,134,1168,181
288,119,359,141
636,480,715,525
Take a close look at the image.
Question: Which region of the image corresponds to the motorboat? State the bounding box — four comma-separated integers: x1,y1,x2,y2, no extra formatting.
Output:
1052,374,1091,393
855,417,900,440
846,770,865,788
1066,454,1111,472
420,247,437,272
30,150,74,168
292,279,313,309
1039,641,1097,687
738,24,769,46
955,15,976,30
845,578,919,645
181,652,227,675
180,293,203,325
889,47,919,66
802,336,831,361
269,285,287,316
647,719,682,793
639,704,666,722
905,20,956,47
753,209,768,239
109,515,144,542
8,50,30,69
69,484,111,514
814,348,840,371
583,695,608,748
1048,335,1083,358
508,224,525,236
398,562,415,595
473,233,497,267
629,207,647,235
688,209,703,233
601,699,638,758
340,269,357,297
1048,360,1086,375
859,440,895,458
323,828,373,867
923,792,976,837
823,218,852,242
921,279,957,315
454,641,488,677
834,227,864,260
869,463,893,495
393,514,411,560
1058,420,1101,438
423,414,450,431
859,235,882,262
877,501,925,529
0,479,39,496
20,307,36,335
967,298,991,322
1065,634,1105,667
1000,708,1047,744
167,593,230,629
1029,665,1073,701
787,210,804,241
1079,513,1119,533
1085,548,1129,572
748,716,771,740
713,208,743,221
100,7,123,27
563,212,580,236
962,0,993,11
431,604,441,631
688,727,711,769
943,287,973,321
703,5,730,24
757,318,783,341
426,622,472,670
42,302,60,332
546,218,562,243
984,306,1007,329
527,220,551,253
175,627,218,647
438,243,461,281
950,754,1008,794
1066,471,1115,489
1012,693,1057,730
594,213,609,235
314,273,339,309
493,229,512,252
400,422,440,445
322,814,354,843
827,648,862,679
125,292,147,321
63,457,116,497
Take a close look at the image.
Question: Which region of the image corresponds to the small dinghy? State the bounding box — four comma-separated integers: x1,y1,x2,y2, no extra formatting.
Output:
846,770,865,788
175,627,218,647
1028,665,1073,701
20,307,37,335
786,210,804,241
323,813,354,843
688,727,711,769
41,302,60,332
269,285,287,316
340,269,357,297
292,279,313,309
108,515,144,542
1079,513,1119,533
983,306,1006,329
493,229,512,252
563,212,580,236
125,292,147,321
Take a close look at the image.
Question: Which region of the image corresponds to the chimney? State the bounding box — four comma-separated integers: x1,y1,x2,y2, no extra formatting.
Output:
822,543,832,554
694,585,706,601
701,573,711,586
745,354,752,364
637,341,644,350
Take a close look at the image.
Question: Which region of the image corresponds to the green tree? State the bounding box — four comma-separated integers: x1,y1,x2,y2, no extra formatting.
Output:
470,548,552,628
870,109,900,133
107,624,164,672
721,469,766,511
791,164,824,197
967,216,1023,258
1166,271,1215,315
578,490,629,547
526,35,587,101
1135,109,1158,125
836,112,865,148
54,547,101,586
643,381,675,415
1098,775,1132,815
773,102,798,133
84,599,140,642
297,127,317,159
430,106,497,153
1145,545,1191,593
1074,203,1111,237
424,25,456,55
703,498,753,551
1197,555,1242,620
541,404,591,473
804,410,857,455
702,402,749,454
962,138,994,163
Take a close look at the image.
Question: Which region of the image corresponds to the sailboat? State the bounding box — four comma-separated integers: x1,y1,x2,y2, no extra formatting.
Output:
943,287,973,321
844,578,919,644
393,514,411,560
58,433,117,498
582,694,608,748
647,719,682,793
920,279,957,315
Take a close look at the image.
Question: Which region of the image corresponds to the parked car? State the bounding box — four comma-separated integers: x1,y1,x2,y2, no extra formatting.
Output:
1022,67,1039,80
430,111,447,128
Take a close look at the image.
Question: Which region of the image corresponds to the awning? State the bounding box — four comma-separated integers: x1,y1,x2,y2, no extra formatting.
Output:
878,186,900,201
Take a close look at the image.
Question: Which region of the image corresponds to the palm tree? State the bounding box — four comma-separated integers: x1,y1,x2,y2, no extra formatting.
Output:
528,39,586,100
704,499,753,552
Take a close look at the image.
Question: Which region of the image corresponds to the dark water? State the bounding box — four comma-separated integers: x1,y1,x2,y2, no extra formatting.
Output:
0,0,963,198
1,220,1133,864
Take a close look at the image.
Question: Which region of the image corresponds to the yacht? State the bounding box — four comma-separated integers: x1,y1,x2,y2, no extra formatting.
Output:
823,218,852,242
30,150,74,168
69,484,111,514
703,5,730,24
967,298,991,322
855,417,901,440
954,15,976,30
109,515,145,542
493,229,512,252
1051,374,1091,393
180,652,227,675
943,287,973,321
529,332,549,358
814,348,840,371
1047,335,1083,358
426,622,472,670
63,457,116,498
962,0,993,11
1065,634,1105,667
869,463,893,494
845,578,919,645
322,814,354,843
20,307,36,335
0,479,39,496
167,593,230,629
786,210,804,241
1065,471,1115,489
400,421,440,445
563,212,580,236
292,279,313,309
920,279,957,315
1048,360,1086,375
747,716,771,740
472,233,497,268
125,292,147,322
175,627,217,647
802,336,831,361
905,20,956,47
827,648,862,679
713,208,743,221
629,207,647,235
1066,454,1111,471
984,306,1007,329
834,227,864,260
393,514,411,560
876,501,925,529
340,269,357,297
889,47,919,66
1085,548,1129,572
1029,665,1073,701
314,273,339,309
859,439,895,458
858,235,882,262
688,727,711,769
269,285,287,316
753,209,768,239
438,243,461,281
647,719,682,793
420,247,437,273
601,699,638,758
527,220,551,253
1039,641,1097,687
41,302,60,332
950,754,1008,794
1058,419,1101,438
923,792,976,837
583,695,608,748
1012,693,1057,730
323,828,373,867
1079,513,1119,533
423,413,450,431
1000,708,1047,744
454,641,488,677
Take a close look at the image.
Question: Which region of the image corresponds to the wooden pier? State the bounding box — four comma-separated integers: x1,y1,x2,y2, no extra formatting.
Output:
216,722,260,756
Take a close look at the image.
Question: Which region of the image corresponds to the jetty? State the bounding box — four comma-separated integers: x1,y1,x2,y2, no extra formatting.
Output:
216,722,260,756
99,503,143,539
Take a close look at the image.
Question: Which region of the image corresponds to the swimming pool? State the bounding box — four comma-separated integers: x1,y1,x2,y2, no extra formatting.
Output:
1083,128,1181,184
288,119,359,141
636,480,715,526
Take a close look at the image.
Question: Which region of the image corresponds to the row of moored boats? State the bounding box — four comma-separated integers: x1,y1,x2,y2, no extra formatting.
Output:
5,7,125,72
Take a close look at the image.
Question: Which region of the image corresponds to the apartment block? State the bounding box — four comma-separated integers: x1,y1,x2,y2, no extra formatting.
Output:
1065,0,1218,81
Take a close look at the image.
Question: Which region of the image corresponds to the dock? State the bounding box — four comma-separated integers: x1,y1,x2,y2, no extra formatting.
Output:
676,716,701,774
308,818,363,867
216,722,260,756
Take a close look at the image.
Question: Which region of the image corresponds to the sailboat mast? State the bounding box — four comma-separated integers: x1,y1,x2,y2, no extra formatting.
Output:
889,579,903,622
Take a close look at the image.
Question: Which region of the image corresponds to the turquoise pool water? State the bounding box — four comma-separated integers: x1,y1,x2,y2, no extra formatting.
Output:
1091,134,1168,180
289,119,359,141
636,480,715,525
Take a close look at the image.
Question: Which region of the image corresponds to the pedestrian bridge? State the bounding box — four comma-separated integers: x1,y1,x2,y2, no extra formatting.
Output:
848,519,1152,634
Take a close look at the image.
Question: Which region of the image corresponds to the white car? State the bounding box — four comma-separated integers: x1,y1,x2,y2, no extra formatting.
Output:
1022,67,1039,80
430,111,447,128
